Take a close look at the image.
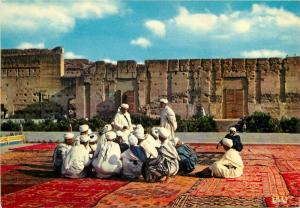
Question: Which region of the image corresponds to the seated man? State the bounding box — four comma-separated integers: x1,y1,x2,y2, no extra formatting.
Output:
121,134,147,179
218,127,243,152
116,131,129,153
173,137,197,174
210,138,244,178
92,131,122,178
74,124,90,146
112,104,133,138
134,125,160,158
88,134,98,158
53,132,74,174
61,135,91,178
142,128,180,182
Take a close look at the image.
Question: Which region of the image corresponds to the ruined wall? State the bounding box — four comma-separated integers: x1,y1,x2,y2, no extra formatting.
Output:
1,47,300,119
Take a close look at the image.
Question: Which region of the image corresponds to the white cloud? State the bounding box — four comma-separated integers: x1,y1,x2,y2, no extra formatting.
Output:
17,42,45,49
145,20,166,37
64,51,85,59
1,0,120,34
240,49,287,58
103,59,117,64
130,37,152,48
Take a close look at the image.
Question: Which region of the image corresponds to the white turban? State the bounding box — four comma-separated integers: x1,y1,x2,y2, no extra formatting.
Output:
159,127,170,139
222,138,233,148
116,131,124,138
102,124,112,134
159,98,168,104
87,129,92,135
136,124,144,131
89,134,98,143
128,134,138,146
121,103,129,109
151,127,160,139
173,137,180,145
105,131,117,141
79,124,89,133
64,132,74,139
229,127,237,133
134,128,145,140
80,135,89,142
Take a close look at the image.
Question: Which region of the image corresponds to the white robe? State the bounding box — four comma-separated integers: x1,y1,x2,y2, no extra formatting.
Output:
113,112,133,137
209,148,244,178
92,141,122,178
160,106,177,139
61,144,91,178
140,134,160,158
159,140,180,176
121,148,143,179
53,143,72,171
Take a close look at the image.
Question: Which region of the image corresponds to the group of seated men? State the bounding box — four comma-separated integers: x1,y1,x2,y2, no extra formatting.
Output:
53,102,244,182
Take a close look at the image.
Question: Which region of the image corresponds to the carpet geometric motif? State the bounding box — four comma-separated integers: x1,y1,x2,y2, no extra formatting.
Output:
2,178,128,208
96,176,198,207
281,172,300,196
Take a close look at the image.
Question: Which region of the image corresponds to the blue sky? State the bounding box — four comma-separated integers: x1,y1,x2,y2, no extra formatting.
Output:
1,0,300,63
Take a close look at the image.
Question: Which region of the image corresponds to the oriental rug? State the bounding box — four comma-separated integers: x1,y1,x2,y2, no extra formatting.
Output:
0,164,20,174
9,143,57,151
2,178,128,208
281,172,300,197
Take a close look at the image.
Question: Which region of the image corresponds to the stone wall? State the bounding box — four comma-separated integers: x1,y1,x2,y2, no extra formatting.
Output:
1,47,300,119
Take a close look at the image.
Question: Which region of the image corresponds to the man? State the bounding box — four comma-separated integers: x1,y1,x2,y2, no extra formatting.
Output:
134,125,160,158
115,131,129,153
142,128,180,182
159,98,177,139
121,134,147,179
92,131,122,178
173,137,197,174
112,104,133,137
218,127,243,152
61,135,91,178
210,138,244,178
53,132,74,174
88,134,98,157
74,124,90,146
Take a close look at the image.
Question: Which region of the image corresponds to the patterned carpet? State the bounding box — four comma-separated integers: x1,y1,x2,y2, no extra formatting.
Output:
1,143,300,207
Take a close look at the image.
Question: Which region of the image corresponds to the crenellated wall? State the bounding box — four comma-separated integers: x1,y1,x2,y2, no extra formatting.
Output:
1,47,300,119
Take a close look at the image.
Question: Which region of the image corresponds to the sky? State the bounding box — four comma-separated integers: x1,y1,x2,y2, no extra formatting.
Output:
1,0,300,63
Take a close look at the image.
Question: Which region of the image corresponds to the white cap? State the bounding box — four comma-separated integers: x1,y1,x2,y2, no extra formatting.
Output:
87,129,92,135
229,127,237,133
80,135,89,142
134,128,145,140
136,124,144,130
64,132,74,139
222,138,233,148
89,134,98,143
121,103,129,109
105,131,117,141
128,134,138,146
159,127,170,139
151,127,160,139
173,137,180,145
102,124,112,134
79,124,89,133
159,98,168,104
116,131,124,137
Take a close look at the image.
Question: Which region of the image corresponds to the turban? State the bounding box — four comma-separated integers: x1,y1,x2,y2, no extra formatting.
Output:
128,134,138,146
121,103,129,109
159,98,168,104
173,137,180,146
89,134,98,143
222,138,233,148
158,127,170,139
64,132,74,139
151,127,160,139
79,124,89,133
116,131,124,138
106,131,117,141
136,124,144,131
87,129,92,135
102,124,112,134
229,127,237,133
134,128,145,140
80,135,89,142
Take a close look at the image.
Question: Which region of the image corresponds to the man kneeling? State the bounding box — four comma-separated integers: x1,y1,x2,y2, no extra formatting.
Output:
209,138,244,178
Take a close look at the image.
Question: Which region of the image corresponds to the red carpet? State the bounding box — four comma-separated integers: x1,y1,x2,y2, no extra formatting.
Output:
9,143,57,151
2,178,128,208
1,165,20,174
281,172,300,197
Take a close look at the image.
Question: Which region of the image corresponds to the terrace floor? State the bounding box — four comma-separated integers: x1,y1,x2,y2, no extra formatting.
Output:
1,141,300,207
